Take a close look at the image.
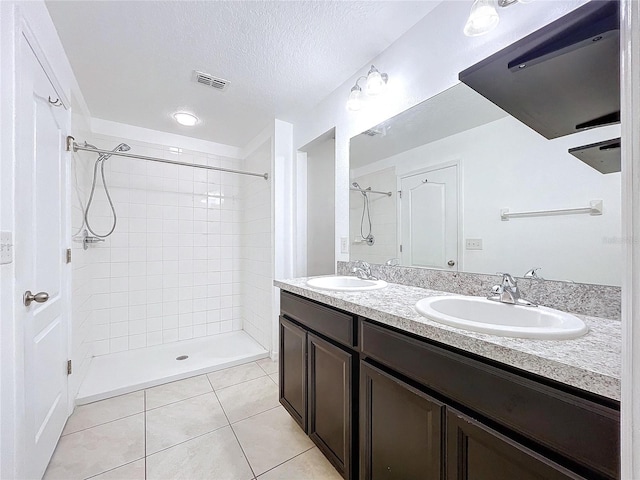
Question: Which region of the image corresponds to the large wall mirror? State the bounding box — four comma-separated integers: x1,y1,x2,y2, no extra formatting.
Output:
349,83,621,286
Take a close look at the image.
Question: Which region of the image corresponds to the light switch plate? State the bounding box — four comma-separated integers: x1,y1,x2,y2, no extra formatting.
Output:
465,238,483,250
1,231,13,265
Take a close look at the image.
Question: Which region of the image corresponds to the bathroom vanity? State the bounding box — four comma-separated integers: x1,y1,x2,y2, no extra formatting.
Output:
275,278,621,480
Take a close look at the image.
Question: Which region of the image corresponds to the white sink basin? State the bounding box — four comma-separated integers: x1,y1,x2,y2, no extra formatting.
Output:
415,296,588,340
306,276,388,292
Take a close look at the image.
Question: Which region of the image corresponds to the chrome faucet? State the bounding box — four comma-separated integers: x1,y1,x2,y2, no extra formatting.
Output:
351,261,378,280
488,273,537,307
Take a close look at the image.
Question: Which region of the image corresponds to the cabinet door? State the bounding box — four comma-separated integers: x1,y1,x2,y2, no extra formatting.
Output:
279,316,307,431
308,333,354,479
446,409,583,480
360,361,444,480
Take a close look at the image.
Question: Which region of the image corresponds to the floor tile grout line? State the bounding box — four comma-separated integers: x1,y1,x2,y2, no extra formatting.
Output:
208,375,258,479
145,388,214,412
61,410,144,438
211,370,271,393
252,445,316,478
83,456,146,480
145,422,231,458
229,404,281,426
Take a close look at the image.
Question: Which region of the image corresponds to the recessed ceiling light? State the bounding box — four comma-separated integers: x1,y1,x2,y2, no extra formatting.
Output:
173,112,199,126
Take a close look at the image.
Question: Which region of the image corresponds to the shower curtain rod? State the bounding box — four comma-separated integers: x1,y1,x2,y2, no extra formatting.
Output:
66,136,269,180
349,187,392,197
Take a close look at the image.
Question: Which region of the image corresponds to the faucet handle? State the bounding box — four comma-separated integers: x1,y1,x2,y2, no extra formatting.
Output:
496,272,517,288
524,268,543,279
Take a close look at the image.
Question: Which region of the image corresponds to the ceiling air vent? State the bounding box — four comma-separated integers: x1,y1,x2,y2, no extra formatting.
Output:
193,70,229,91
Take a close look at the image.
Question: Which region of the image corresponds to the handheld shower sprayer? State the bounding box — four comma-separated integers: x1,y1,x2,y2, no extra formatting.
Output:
84,142,131,239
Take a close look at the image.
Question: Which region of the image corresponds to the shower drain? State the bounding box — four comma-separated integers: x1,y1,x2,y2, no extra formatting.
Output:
176,355,189,361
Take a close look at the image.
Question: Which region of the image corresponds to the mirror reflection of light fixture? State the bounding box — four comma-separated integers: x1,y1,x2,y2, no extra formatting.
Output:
346,65,389,111
464,0,532,37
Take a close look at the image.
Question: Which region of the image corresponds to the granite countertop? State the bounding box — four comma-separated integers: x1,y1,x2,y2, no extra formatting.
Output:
274,277,621,401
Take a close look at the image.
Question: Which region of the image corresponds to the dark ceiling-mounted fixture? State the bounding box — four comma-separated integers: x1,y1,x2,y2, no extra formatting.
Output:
459,0,620,140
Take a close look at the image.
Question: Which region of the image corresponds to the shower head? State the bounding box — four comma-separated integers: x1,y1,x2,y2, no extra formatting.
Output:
97,143,131,162
352,182,361,189
115,143,131,152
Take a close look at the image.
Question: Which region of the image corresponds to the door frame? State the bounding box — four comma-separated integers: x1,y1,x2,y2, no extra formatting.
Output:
620,0,640,477
396,159,463,271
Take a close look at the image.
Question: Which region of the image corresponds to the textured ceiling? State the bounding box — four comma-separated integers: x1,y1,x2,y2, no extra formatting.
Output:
46,1,442,147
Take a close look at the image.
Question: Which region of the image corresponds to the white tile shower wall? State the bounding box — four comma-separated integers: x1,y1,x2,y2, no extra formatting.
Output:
239,141,273,350
349,167,397,264
82,134,244,355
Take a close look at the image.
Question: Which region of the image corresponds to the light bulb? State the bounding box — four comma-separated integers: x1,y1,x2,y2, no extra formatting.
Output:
347,85,363,111
173,112,199,126
366,66,387,96
464,0,500,37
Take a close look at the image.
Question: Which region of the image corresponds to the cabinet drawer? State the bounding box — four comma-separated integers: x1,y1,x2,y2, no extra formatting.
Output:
360,320,619,479
281,291,356,348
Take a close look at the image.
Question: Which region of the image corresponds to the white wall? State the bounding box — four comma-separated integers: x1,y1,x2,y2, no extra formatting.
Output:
305,137,336,275
349,167,397,264
351,118,622,286
287,0,590,267
240,140,273,349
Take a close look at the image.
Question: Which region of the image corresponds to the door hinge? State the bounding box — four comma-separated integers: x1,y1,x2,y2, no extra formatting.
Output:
67,359,72,375
400,244,403,253
66,248,72,264
398,190,402,199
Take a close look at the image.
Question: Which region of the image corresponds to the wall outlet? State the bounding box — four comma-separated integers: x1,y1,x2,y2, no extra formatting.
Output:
1,231,14,265
340,237,349,254
465,238,483,250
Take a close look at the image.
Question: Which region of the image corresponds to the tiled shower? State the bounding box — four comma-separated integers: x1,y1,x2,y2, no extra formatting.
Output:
70,124,273,401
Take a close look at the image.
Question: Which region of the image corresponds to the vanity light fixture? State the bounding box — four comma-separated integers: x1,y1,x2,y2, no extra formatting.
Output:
346,65,389,111
173,111,199,126
464,0,532,37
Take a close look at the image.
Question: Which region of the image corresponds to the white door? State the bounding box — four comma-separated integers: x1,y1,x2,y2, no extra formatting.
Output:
15,34,71,480
400,165,458,269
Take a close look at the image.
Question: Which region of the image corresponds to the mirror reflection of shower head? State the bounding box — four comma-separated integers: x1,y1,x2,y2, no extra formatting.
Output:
352,181,367,197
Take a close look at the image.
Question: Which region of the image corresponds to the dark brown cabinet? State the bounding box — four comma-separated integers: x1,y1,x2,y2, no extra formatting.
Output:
308,333,354,479
278,291,620,480
279,292,358,480
279,316,307,430
360,362,444,480
446,409,582,480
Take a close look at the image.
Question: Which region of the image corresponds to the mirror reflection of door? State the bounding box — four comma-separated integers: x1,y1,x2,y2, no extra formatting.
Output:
400,165,458,269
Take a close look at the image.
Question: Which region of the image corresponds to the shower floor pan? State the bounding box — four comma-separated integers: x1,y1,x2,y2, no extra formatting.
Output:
76,331,269,405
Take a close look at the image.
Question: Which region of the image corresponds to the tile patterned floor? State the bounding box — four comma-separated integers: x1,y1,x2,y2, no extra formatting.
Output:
44,359,342,480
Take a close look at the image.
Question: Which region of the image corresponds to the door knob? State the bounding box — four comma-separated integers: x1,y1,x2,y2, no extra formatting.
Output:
447,260,456,267
23,291,49,307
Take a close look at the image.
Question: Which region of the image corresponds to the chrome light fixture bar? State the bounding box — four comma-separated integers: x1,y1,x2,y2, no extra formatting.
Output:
464,0,532,37
346,65,389,111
